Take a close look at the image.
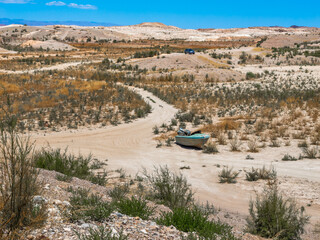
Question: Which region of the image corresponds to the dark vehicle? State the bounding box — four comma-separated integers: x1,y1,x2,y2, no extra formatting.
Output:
184,48,195,54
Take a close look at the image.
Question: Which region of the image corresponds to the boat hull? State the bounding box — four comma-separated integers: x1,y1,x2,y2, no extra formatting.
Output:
175,134,210,149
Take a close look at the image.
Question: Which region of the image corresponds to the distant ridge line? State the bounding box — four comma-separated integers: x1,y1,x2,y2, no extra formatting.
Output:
0,18,118,27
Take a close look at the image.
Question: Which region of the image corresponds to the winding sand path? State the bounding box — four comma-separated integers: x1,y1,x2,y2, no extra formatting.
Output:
31,85,320,225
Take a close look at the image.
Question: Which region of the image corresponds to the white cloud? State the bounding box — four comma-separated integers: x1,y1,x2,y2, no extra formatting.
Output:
46,1,66,6
0,0,30,3
68,3,97,10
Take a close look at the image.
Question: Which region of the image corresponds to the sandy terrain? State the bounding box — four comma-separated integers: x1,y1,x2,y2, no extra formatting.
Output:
21,40,75,51
30,85,320,229
128,52,244,81
0,23,319,238
0,23,319,43
235,64,320,80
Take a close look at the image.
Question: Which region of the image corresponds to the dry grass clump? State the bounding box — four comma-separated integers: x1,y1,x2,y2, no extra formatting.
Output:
218,167,239,183
229,137,242,151
302,146,318,159
203,142,219,154
247,137,259,152
245,166,276,181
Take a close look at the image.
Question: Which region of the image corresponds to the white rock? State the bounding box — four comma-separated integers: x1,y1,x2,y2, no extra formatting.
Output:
80,223,90,229
111,227,119,237
33,195,47,204
62,201,71,207
54,199,62,205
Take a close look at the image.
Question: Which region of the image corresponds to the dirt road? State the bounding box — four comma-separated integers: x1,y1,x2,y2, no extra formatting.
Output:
31,85,320,225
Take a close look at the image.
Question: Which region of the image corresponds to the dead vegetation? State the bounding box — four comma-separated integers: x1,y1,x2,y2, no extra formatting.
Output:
0,70,151,132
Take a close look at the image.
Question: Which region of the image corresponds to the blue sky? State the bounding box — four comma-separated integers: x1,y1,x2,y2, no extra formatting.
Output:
0,0,319,28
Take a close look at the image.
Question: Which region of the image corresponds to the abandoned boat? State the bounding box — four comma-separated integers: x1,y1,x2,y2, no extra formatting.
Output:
175,129,210,148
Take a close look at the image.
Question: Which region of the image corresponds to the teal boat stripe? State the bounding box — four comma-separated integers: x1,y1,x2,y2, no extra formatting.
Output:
175,134,210,139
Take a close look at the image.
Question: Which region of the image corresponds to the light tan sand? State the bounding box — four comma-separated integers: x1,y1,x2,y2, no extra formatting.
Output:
21,40,75,51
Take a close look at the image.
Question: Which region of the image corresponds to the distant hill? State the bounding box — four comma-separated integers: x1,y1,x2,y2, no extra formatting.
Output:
0,18,118,27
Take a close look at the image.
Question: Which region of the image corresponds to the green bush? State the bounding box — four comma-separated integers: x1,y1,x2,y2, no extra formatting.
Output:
56,173,73,182
133,50,159,58
157,207,238,240
247,184,309,240
34,148,91,178
69,188,113,222
144,166,194,209
0,115,46,233
108,184,130,202
115,196,155,220
76,226,128,240
34,148,107,186
246,72,256,80
88,172,108,186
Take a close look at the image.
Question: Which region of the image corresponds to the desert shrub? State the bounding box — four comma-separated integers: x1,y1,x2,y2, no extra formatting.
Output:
153,125,159,134
34,148,91,178
217,133,227,145
157,207,238,240
69,188,113,222
270,139,281,147
258,166,277,180
115,168,126,178
133,50,158,58
156,141,163,148
302,146,318,159
56,173,73,182
88,172,108,186
282,154,297,161
0,115,46,233
76,226,128,240
245,168,260,181
229,138,242,151
165,137,174,146
202,142,219,154
108,184,130,202
196,201,216,216
245,166,276,181
246,72,257,80
297,140,308,148
144,166,194,209
247,138,259,152
115,196,155,220
90,159,106,170
247,184,309,240
218,167,239,183
34,148,107,185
